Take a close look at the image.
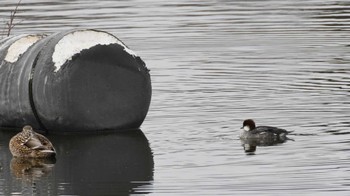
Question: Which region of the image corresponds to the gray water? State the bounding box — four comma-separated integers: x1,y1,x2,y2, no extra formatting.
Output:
1,0,350,195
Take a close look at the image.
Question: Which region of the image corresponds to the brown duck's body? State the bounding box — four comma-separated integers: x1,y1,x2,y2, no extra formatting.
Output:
9,126,56,158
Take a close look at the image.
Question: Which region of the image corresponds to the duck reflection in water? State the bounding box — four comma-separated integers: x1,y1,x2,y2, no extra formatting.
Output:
10,157,56,181
239,119,293,154
240,137,289,155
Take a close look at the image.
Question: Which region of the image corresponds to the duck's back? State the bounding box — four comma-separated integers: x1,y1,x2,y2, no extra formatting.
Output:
251,126,288,135
9,131,56,158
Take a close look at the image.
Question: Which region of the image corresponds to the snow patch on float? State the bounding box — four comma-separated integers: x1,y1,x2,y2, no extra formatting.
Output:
5,35,45,63
52,30,138,72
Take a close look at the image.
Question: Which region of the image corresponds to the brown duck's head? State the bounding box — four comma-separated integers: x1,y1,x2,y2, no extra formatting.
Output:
23,125,33,132
242,119,256,131
22,125,35,137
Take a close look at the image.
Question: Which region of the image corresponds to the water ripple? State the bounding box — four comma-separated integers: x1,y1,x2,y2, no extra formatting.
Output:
1,0,350,195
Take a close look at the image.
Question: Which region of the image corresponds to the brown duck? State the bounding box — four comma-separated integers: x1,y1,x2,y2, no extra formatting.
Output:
9,125,56,158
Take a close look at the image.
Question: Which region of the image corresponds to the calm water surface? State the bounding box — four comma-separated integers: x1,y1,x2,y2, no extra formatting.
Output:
1,0,350,195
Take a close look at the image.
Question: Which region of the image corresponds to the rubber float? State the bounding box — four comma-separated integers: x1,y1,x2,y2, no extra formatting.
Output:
0,29,151,133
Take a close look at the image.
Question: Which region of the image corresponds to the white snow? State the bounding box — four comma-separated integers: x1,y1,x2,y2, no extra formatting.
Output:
52,30,138,72
5,35,45,63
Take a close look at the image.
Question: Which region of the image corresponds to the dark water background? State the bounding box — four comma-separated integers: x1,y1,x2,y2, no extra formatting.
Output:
1,0,350,195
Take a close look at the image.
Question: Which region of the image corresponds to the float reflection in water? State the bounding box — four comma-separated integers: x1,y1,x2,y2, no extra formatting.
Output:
0,129,154,195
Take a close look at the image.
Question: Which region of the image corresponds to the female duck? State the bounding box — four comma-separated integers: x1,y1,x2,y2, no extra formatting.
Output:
240,119,290,140
9,125,56,158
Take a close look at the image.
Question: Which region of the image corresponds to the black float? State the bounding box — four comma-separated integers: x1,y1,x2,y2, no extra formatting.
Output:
0,29,151,133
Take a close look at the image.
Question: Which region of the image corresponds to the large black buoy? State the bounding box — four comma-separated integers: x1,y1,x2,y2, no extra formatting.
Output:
0,29,151,133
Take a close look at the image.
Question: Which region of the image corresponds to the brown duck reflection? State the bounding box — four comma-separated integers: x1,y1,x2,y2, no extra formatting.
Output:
10,157,56,180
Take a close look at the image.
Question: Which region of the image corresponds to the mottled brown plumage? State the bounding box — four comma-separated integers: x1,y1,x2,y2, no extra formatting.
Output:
9,125,56,158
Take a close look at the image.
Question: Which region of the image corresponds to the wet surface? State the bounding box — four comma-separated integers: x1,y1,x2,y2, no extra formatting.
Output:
1,0,350,195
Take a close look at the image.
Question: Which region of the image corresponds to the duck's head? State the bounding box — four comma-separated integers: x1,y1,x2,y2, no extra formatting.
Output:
23,125,33,131
22,125,34,135
241,119,256,131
